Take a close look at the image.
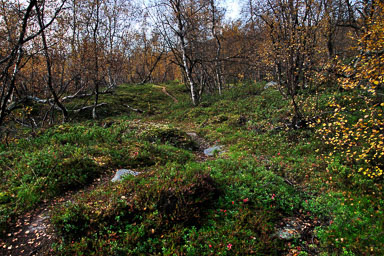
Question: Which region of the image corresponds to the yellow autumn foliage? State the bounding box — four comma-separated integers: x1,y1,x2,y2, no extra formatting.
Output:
318,1,384,179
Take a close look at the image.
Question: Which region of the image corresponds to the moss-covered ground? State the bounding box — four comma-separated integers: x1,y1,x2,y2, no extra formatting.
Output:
0,82,383,255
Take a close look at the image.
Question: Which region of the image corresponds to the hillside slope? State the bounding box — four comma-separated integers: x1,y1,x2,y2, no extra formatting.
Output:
0,82,383,255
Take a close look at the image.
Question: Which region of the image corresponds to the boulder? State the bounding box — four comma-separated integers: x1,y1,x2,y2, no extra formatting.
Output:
203,146,223,156
264,81,278,89
277,227,301,240
276,218,302,240
111,169,140,182
186,132,198,138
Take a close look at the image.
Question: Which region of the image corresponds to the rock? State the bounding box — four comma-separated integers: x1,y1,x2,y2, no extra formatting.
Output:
186,132,209,151
111,169,140,182
264,81,278,89
204,146,223,156
276,218,302,240
277,228,300,240
186,132,198,138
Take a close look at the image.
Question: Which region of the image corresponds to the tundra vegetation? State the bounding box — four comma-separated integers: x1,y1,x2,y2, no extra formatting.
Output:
0,0,383,255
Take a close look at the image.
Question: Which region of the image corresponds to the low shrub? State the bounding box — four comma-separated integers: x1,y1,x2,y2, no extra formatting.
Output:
51,168,220,254
140,125,197,150
51,202,90,242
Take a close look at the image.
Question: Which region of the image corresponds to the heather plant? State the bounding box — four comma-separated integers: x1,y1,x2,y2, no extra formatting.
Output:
0,120,197,235
1,80,384,255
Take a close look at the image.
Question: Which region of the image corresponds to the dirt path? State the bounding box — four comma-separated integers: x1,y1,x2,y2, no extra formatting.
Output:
186,132,220,163
0,171,114,256
0,130,212,255
161,86,178,103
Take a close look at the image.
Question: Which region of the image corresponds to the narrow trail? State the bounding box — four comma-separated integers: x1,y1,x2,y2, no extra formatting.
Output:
161,86,178,103
0,128,321,256
187,132,212,162
0,171,114,256
0,130,214,256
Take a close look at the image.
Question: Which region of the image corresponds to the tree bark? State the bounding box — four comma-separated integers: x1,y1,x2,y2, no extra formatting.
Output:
35,3,69,123
92,0,101,119
172,0,198,106
0,0,37,127
210,0,223,95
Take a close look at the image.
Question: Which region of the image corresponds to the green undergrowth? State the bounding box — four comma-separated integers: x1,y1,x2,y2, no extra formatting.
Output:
0,120,195,235
51,159,297,255
1,82,383,255
67,83,185,121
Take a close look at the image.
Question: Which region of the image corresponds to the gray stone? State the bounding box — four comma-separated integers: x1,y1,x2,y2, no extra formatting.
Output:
186,132,198,138
204,145,223,156
111,169,140,182
276,218,302,240
277,228,300,240
264,81,278,89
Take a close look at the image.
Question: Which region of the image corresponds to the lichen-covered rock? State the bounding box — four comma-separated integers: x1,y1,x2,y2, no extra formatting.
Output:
264,81,278,89
204,146,223,156
111,169,140,182
277,228,301,240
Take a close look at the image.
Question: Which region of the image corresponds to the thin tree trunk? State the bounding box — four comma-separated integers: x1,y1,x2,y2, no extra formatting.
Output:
0,0,37,127
173,0,198,106
92,0,100,119
36,4,68,123
140,51,164,85
0,47,23,127
210,0,223,95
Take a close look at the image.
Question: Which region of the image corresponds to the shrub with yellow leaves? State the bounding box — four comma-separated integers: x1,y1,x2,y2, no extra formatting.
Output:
318,1,384,179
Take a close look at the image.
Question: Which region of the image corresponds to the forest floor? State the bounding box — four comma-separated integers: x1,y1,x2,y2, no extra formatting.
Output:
0,170,115,256
1,119,212,256
0,82,383,255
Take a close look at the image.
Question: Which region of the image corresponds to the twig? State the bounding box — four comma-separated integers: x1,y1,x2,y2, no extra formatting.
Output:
13,118,32,128
73,103,107,114
62,90,112,102
123,104,144,113
284,179,294,186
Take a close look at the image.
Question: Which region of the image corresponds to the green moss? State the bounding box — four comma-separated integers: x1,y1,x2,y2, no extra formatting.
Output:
0,81,383,255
